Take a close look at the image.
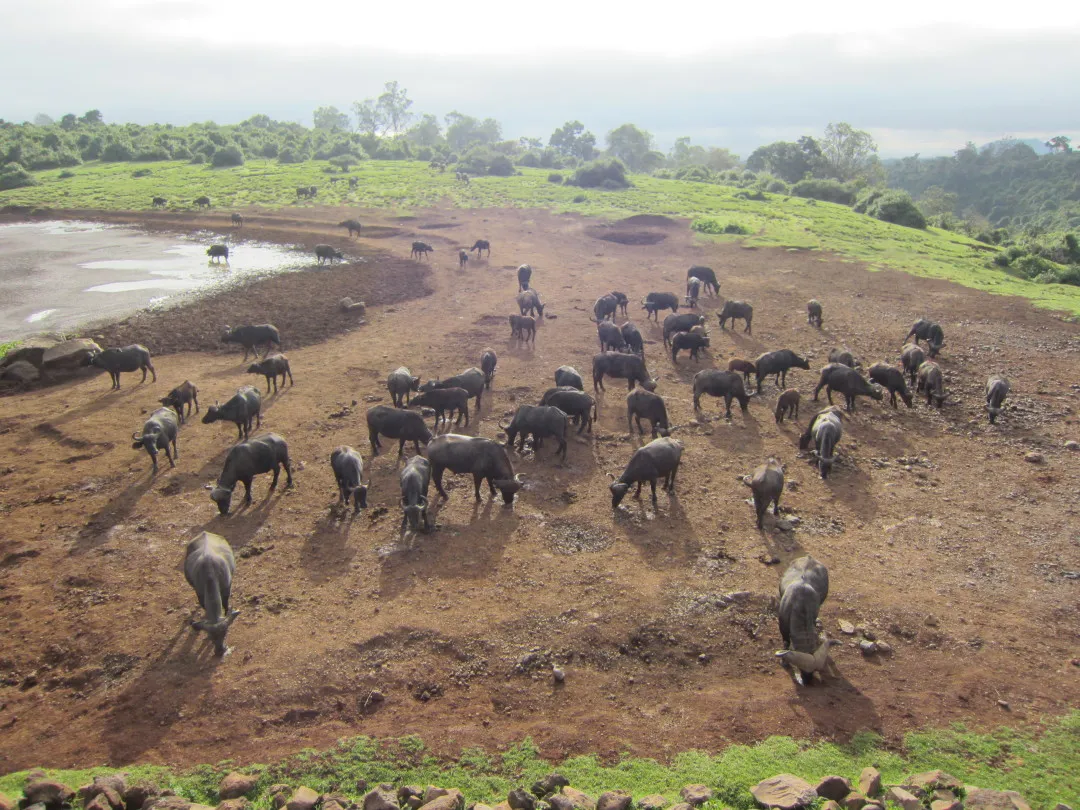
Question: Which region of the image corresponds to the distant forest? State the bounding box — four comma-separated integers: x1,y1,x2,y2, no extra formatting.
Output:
887,139,1080,233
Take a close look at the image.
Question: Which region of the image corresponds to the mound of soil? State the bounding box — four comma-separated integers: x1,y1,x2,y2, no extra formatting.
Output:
92,256,431,355
418,223,459,230
615,214,679,228
588,228,668,246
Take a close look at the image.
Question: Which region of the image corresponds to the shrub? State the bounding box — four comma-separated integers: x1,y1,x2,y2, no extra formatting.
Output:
765,178,790,194
691,218,749,235
260,142,279,159
488,155,514,176
572,194,587,203
100,141,135,162
792,178,856,205
135,146,171,162
675,165,713,183
547,173,563,184
172,146,192,160
189,153,207,164
518,152,541,168
58,170,76,179
373,141,409,160
277,148,305,164
0,164,37,190
734,189,767,201
1013,253,1059,279
131,168,152,178
566,158,629,189
854,188,926,228
211,145,244,167
329,153,365,171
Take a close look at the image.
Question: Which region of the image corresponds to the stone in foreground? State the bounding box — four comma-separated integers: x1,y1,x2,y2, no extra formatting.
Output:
751,775,817,809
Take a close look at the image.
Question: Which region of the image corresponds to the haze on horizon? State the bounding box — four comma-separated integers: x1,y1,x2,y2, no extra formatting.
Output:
3,0,1079,157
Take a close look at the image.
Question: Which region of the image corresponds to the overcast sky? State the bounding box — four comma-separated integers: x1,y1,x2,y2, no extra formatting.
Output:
4,0,1079,157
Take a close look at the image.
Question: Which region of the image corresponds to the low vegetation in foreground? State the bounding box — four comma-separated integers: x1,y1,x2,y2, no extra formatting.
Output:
1,715,1076,810
3,159,1080,318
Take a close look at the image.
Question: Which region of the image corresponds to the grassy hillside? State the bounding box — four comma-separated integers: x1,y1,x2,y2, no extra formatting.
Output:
1,715,1077,810
4,159,1080,317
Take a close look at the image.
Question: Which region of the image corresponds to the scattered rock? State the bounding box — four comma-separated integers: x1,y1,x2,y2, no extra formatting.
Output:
531,775,569,799
122,784,160,810
964,788,1032,810
751,775,817,809
219,775,258,802
548,797,574,810
857,770,881,799
821,803,842,810
838,621,856,636
1,360,40,383
905,772,962,795
668,804,693,810
814,776,851,802
419,796,463,810
218,800,249,810
558,788,594,810
507,791,535,810
423,789,450,805
924,614,939,627
1065,441,1079,451
286,788,319,810
364,788,398,810
840,792,867,810
859,640,879,655
637,796,667,810
930,801,960,810
597,792,632,810
884,788,921,810
42,338,102,371
680,786,712,806
267,787,290,810
24,781,75,809
146,798,191,810
339,297,367,314
1024,452,1044,464
552,667,566,684
0,793,14,810
85,794,119,810
875,641,892,654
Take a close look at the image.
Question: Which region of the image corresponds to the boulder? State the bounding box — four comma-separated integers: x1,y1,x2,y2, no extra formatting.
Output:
559,790,594,810
24,781,75,809
814,778,851,802
679,787,712,807
42,339,101,371
0,360,40,383
398,789,422,805
597,792,632,810
286,788,319,810
840,792,867,810
905,773,962,795
883,787,920,810
339,298,367,315
84,790,122,810
84,796,112,810
269,788,291,810
0,793,14,810
669,804,693,810
190,805,215,810
821,803,842,810
531,776,570,800
146,798,191,810
122,784,160,810
2,339,57,369
548,796,574,810
930,801,960,810
81,780,127,807
964,789,1032,810
507,791,534,810
364,788,398,810
423,790,450,806
218,801,250,810
419,797,463,810
219,775,259,802
637,797,667,810
857,770,881,799
751,775,817,809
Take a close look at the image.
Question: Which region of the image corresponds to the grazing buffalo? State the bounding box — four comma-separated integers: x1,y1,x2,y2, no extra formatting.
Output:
160,380,200,423
776,556,831,685
592,352,656,392
411,241,434,259
83,345,156,389
609,437,683,508
868,364,913,408
387,366,421,407
246,354,293,393
501,405,569,461
426,434,524,505
717,301,753,333
202,386,262,440
315,244,344,264
221,324,281,361
692,370,749,417
132,407,179,472
470,239,491,258
750,457,784,529
905,319,945,358
184,532,240,656
540,387,596,433
986,375,1009,424
330,446,368,513
642,292,680,321
400,456,432,531
209,433,293,515
367,405,434,457
339,219,363,237
754,349,810,393
807,300,823,327
687,266,720,296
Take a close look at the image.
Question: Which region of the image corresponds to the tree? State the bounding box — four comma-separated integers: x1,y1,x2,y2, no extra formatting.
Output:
818,122,877,181
406,114,442,147
445,112,501,152
80,109,103,125
550,121,597,161
376,81,413,135
313,106,350,132
352,99,382,137
746,140,816,183
33,113,54,127
1046,135,1073,154
59,114,78,131
605,124,653,172
917,186,958,218
519,136,543,150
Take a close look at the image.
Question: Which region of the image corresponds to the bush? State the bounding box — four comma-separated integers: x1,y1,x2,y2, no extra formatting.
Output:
792,178,856,205
0,164,37,190
518,152,541,168
260,142,279,159
1013,253,1059,279
211,145,244,167
277,148,306,164
131,168,152,178
870,190,927,229
489,155,514,176
691,218,749,235
190,153,207,164
135,146,171,162
172,146,192,160
566,158,629,189
572,194,587,203
547,173,563,184
100,141,135,162
765,178,790,194
734,189,767,201
675,165,713,183
58,170,76,179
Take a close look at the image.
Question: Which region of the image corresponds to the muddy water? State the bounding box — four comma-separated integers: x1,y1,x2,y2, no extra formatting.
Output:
0,221,310,342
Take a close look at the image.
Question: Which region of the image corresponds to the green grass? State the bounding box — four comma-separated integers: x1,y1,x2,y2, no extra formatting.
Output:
0,340,19,361
1,714,1076,810
4,160,1080,317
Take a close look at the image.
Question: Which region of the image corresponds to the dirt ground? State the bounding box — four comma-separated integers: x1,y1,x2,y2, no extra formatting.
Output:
0,206,1078,772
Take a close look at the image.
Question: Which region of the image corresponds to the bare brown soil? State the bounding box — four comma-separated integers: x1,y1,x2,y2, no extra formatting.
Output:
0,206,1078,773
